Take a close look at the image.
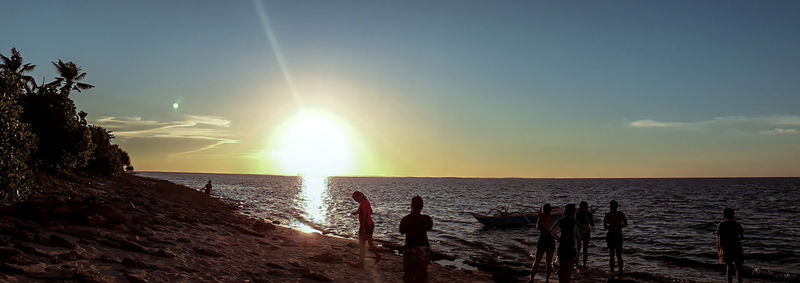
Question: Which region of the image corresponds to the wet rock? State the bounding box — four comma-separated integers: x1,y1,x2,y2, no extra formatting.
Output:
266,269,292,277
194,247,224,257
0,247,22,258
272,220,280,225
309,252,343,263
304,271,333,282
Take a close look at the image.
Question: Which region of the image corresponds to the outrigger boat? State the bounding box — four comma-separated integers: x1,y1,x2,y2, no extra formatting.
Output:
469,206,566,227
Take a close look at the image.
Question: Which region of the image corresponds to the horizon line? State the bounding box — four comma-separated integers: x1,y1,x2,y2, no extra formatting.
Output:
133,170,800,180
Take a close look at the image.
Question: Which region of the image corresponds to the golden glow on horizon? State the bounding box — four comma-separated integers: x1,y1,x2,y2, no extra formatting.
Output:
270,109,354,176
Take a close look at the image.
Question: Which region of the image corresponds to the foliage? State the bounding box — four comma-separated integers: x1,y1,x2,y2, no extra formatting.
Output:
86,126,129,177
19,85,95,172
0,69,36,200
47,60,94,96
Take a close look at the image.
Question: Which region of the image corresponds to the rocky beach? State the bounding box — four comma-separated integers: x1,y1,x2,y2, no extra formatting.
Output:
0,174,491,282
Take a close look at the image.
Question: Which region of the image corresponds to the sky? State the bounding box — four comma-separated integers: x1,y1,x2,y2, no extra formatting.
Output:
2,0,799,178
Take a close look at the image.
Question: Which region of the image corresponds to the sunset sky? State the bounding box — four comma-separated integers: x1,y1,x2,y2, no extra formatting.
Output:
3,1,799,177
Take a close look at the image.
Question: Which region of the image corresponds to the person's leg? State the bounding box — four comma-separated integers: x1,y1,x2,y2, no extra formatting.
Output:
545,251,554,283
575,239,582,268
531,249,545,281
367,237,381,262
417,258,429,283
582,237,589,267
558,257,574,283
616,246,624,277
403,255,413,283
735,261,743,283
608,244,616,274
725,262,734,283
358,237,367,265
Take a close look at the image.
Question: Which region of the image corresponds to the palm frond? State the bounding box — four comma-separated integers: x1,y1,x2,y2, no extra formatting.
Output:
75,72,87,81
21,63,36,73
75,82,94,90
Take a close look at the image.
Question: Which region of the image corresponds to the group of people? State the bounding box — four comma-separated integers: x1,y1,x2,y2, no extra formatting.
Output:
529,201,745,283
352,191,433,283
529,200,627,283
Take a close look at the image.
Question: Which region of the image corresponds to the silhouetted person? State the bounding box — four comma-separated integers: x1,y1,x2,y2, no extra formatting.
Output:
603,200,628,276
717,208,744,283
203,180,212,195
551,204,580,283
575,201,595,268
399,195,433,283
530,203,556,283
352,191,381,266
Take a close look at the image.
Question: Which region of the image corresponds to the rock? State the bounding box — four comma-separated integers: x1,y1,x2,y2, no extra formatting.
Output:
264,262,286,269
58,250,86,261
265,270,292,277
48,234,78,249
118,238,148,253
177,237,191,243
125,273,148,283
96,205,127,224
272,220,281,225
122,257,151,269
194,247,224,257
0,263,24,274
75,270,110,283
309,252,343,263
155,248,176,257
86,214,108,226
252,220,276,233
304,271,333,282
289,267,310,275
0,247,22,258
26,269,75,280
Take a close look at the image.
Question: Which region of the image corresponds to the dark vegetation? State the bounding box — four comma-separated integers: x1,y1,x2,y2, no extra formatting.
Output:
1,48,131,202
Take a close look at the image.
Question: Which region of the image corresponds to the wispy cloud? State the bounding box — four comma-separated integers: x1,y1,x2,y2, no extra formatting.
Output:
630,115,800,134
93,115,239,156
760,128,798,136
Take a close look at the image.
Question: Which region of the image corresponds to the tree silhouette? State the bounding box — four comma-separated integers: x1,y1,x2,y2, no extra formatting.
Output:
0,48,36,93
48,60,94,96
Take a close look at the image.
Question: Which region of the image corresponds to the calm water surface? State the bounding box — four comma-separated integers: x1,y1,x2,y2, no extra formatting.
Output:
139,172,800,282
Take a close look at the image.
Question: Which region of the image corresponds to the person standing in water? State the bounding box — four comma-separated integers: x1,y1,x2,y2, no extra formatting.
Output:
575,201,595,268
399,195,433,283
352,191,381,266
203,180,212,195
717,208,744,283
551,204,581,283
530,203,556,283
603,200,628,277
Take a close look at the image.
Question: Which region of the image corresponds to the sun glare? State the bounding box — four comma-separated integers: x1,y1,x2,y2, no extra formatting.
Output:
272,109,353,176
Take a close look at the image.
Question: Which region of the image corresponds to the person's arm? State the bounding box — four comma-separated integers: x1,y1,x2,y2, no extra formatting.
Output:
603,214,609,230
550,219,561,241
621,212,628,228
426,216,433,231
738,223,744,241
399,218,406,235
589,214,595,227
574,222,582,241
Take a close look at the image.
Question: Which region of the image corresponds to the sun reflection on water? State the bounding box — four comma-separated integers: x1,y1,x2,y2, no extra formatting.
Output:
295,175,329,233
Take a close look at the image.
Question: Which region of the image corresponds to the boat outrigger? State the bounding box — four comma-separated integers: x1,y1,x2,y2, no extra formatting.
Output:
469,205,596,227
469,206,566,227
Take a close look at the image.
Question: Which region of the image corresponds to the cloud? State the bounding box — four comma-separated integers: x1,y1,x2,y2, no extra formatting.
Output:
761,128,798,136
93,115,239,156
629,115,800,134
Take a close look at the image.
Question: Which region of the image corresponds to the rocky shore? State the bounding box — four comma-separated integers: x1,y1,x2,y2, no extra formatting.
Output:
0,174,491,282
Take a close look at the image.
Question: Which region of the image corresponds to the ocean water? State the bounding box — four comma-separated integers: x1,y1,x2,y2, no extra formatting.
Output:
139,172,800,282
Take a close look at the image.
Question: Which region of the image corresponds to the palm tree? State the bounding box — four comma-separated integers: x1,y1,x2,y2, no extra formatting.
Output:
0,48,36,92
48,60,94,96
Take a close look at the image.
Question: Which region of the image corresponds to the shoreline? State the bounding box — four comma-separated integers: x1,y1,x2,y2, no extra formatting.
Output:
0,174,491,282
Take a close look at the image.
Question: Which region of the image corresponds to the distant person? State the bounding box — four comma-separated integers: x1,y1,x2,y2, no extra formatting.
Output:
603,200,628,277
551,204,581,283
575,201,595,268
399,195,433,283
530,203,556,283
717,208,744,283
203,180,212,195
352,191,381,266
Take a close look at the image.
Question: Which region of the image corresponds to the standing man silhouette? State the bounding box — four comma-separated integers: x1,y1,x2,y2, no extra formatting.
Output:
400,195,433,283
603,200,628,277
203,180,212,195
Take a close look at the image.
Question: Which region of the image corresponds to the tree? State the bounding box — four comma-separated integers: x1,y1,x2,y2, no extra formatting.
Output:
0,48,36,94
0,69,36,200
86,126,126,177
48,60,94,96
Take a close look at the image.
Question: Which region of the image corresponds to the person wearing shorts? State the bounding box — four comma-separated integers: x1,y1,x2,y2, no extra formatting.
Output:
603,200,628,277
353,191,380,266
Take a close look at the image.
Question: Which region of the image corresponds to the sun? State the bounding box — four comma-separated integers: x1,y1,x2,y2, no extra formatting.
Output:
271,109,354,176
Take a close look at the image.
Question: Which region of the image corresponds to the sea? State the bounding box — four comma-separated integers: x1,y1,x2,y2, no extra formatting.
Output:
138,172,800,282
